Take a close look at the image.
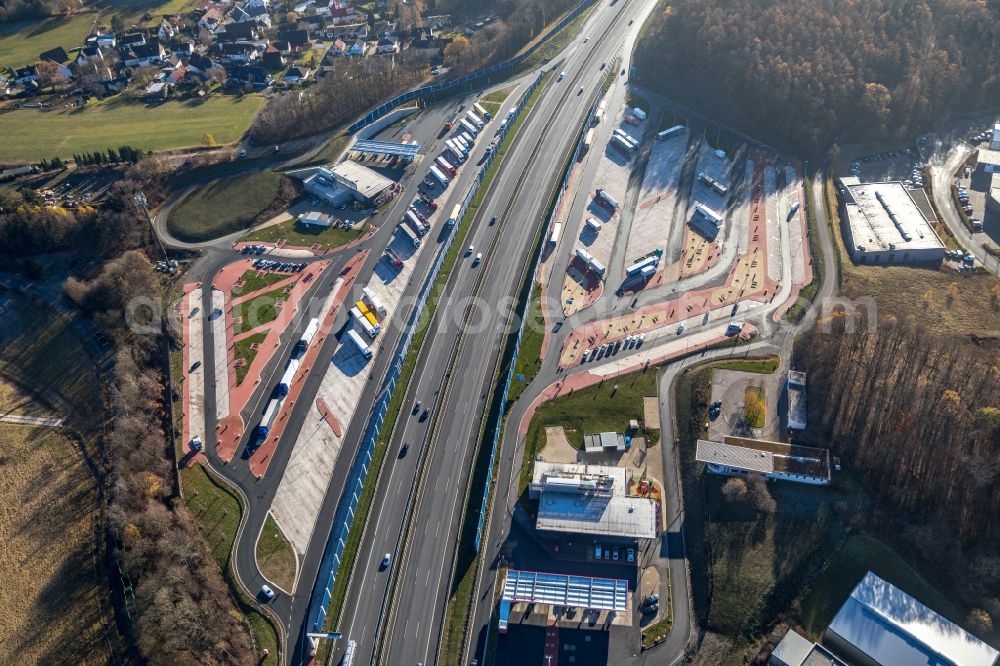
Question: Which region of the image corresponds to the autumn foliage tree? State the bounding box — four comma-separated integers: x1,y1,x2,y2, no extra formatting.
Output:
635,0,1000,153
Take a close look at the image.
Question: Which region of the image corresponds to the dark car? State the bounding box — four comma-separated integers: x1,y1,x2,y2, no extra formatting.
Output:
399,442,409,458
419,409,430,422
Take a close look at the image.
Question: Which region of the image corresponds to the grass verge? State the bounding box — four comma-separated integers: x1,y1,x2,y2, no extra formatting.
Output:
706,355,780,373
518,3,597,74
743,386,765,428
641,614,673,650
256,514,298,593
167,171,285,243
241,218,368,252
506,283,545,404
180,464,279,665
234,331,268,384
233,283,293,334
317,71,555,657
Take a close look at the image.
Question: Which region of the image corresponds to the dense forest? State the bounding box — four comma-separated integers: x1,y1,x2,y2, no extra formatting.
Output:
635,0,1000,152
0,0,73,21
798,319,1000,628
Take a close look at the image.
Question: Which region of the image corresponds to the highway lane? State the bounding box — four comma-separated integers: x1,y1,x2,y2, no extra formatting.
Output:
329,2,659,665
181,82,523,660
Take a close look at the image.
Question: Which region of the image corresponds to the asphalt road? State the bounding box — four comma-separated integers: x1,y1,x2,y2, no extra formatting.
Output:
327,2,663,665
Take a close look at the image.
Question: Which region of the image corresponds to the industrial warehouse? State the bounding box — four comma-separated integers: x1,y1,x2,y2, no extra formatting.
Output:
695,436,832,486
838,177,945,264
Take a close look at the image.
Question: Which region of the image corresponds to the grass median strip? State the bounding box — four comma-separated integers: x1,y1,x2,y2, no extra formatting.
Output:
241,218,368,252
316,72,552,660
235,331,268,384
506,283,545,404
233,283,292,334
232,270,289,297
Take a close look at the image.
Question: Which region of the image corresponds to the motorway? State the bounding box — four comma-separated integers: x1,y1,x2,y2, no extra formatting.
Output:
331,3,665,665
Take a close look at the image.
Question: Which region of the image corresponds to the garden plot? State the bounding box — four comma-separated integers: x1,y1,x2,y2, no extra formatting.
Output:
270,202,444,554
626,129,690,265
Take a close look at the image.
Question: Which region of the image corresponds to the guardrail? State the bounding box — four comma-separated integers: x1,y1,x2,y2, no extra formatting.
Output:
472,86,599,553
346,0,595,134
307,72,545,637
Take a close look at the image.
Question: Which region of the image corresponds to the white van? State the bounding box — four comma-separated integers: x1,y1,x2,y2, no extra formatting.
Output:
473,253,483,266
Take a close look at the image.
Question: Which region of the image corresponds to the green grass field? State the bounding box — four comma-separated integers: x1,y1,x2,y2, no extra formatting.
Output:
168,170,282,242
0,14,95,69
234,331,267,384
233,284,290,334
241,218,367,252
507,284,546,404
232,269,288,297
256,515,297,593
0,95,263,162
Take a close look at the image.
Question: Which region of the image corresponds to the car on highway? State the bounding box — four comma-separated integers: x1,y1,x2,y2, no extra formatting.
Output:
578,86,584,95
473,253,483,266
467,245,474,256
558,71,565,82
260,585,275,601
381,553,392,569
489,215,497,225
419,408,430,422
600,61,606,70
399,442,409,458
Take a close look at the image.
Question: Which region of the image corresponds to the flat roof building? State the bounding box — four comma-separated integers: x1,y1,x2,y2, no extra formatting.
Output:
530,461,657,541
696,436,831,485
824,571,1000,666
498,569,628,634
770,629,846,666
976,148,1000,173
787,370,807,430
303,161,395,208
838,178,945,265
583,431,626,453
297,210,335,226
991,123,1000,151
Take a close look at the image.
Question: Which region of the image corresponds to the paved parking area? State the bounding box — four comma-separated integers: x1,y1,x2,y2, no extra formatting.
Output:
707,368,784,442
626,129,690,265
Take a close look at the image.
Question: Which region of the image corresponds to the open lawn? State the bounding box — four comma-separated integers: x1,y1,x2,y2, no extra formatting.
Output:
241,217,368,252
234,331,267,384
796,533,962,640
256,514,297,593
168,170,284,243
180,464,279,665
479,86,512,117
0,14,95,69
0,422,108,665
520,367,659,495
232,269,288,297
708,355,780,374
233,284,290,334
0,94,263,163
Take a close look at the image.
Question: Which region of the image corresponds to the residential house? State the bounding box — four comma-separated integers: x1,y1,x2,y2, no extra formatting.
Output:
95,32,117,48
261,45,285,69
348,39,366,56
119,33,147,48
283,65,310,82
244,3,272,28
38,46,70,64
143,81,171,99
199,7,225,32
124,42,166,67
217,21,259,43
278,27,310,48
228,64,272,88
173,41,195,57
219,41,260,63
329,38,348,55
77,45,107,66
13,65,40,85
158,19,176,43
329,1,355,21
165,65,187,85
273,39,292,54
375,34,399,54
229,5,252,23
245,0,269,10
186,52,223,78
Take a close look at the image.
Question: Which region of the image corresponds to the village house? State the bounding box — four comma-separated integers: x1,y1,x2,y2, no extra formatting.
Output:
124,42,166,67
